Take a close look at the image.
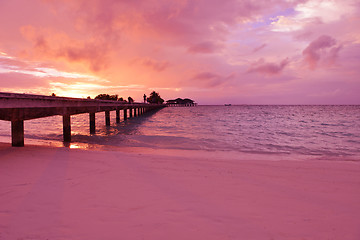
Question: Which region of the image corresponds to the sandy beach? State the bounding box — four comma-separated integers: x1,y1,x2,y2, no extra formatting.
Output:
0,143,359,240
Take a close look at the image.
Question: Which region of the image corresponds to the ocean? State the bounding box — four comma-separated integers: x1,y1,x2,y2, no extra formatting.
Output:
0,105,359,161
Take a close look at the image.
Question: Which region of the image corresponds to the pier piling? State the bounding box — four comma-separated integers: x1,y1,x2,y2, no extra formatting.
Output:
116,109,120,123
124,109,127,120
11,120,24,147
89,112,96,134
63,115,71,142
105,111,110,126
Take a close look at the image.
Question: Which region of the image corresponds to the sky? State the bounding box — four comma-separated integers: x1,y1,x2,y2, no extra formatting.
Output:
0,0,359,104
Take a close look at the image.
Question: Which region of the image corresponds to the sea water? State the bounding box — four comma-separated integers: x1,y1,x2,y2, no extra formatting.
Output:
0,105,359,161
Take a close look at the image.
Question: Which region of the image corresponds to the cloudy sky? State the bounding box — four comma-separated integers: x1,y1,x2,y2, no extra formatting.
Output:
0,0,359,104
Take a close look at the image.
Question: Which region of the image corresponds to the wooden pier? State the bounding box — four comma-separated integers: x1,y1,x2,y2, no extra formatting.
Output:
0,92,165,147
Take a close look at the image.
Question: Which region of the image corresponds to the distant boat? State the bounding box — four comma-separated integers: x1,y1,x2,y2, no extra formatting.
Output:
224,104,232,106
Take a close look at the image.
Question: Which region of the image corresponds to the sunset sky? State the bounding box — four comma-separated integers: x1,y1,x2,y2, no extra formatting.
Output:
0,0,359,104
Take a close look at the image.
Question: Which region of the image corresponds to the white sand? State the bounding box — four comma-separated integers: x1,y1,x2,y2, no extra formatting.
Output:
0,143,359,240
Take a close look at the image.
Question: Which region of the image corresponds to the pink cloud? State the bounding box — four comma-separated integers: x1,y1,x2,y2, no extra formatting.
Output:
252,43,267,53
0,72,48,89
43,0,298,46
20,26,110,72
61,43,109,72
247,58,290,75
140,58,170,72
188,41,223,54
191,72,235,87
325,45,343,65
0,55,29,70
302,35,342,69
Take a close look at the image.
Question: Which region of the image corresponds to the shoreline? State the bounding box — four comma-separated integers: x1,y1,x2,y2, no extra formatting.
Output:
1,139,359,163
1,144,360,239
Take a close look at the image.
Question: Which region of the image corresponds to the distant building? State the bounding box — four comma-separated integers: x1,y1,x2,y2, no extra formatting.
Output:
166,98,197,107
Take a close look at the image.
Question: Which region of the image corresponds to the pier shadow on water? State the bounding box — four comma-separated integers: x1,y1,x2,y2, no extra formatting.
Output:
67,109,163,148
0,108,163,149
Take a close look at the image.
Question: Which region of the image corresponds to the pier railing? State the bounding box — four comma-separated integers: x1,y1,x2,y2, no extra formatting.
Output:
0,92,165,146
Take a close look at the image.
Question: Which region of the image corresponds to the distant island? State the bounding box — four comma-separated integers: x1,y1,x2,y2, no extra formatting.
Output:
79,92,196,107
89,91,164,104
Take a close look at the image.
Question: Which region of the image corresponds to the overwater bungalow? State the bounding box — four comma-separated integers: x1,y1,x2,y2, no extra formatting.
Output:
166,98,197,107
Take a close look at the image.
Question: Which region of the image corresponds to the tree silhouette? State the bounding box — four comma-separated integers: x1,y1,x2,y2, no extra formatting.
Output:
147,91,164,104
95,94,118,101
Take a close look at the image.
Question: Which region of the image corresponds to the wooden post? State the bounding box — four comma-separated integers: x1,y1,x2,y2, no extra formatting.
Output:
105,111,110,126
89,112,95,134
11,120,24,147
124,109,127,120
63,114,71,142
129,108,133,118
134,108,137,117
116,109,120,123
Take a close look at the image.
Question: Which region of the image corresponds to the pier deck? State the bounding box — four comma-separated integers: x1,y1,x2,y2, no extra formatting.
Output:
0,92,165,146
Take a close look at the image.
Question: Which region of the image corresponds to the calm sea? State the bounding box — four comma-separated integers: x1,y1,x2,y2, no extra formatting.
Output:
1,105,360,161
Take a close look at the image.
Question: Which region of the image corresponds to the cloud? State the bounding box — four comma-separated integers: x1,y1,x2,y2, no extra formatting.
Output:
247,58,290,75
302,35,341,69
252,43,267,53
270,0,357,32
140,58,170,72
130,57,170,72
187,41,223,54
295,0,356,23
0,72,48,89
20,25,111,72
326,45,343,65
0,51,102,80
43,0,297,46
191,72,235,87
